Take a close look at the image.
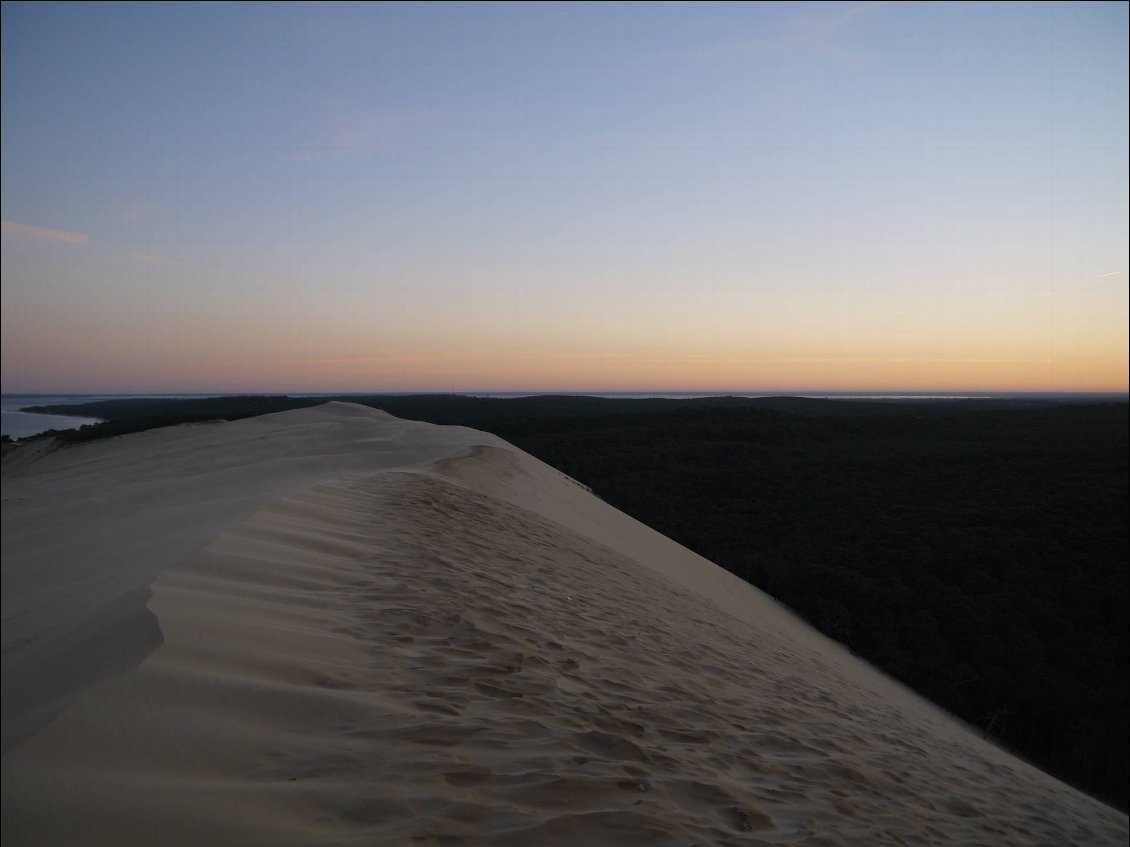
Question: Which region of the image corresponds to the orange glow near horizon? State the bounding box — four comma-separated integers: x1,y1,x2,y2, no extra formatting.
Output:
3,330,1126,395
3,258,1126,396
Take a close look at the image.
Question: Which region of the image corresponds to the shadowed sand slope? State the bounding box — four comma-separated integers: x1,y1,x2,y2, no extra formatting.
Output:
2,405,1126,845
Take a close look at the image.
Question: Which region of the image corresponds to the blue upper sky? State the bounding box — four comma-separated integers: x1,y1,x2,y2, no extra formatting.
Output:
2,2,1126,393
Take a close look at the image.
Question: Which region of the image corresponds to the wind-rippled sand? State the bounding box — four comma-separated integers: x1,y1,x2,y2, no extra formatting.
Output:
2,403,1126,845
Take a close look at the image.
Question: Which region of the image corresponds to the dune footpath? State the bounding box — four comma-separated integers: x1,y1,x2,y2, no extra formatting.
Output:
1,403,1126,845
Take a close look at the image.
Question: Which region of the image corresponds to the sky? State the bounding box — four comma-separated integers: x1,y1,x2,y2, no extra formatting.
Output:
1,1,1127,394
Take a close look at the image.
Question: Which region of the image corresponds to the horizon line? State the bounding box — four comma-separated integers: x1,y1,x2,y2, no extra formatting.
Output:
4,389,1129,399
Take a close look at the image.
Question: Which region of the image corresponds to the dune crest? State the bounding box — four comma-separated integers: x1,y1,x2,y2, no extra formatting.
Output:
1,403,497,751
2,405,1126,845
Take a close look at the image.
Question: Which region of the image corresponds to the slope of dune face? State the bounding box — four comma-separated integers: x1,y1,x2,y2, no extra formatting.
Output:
1,404,1126,845
0,403,502,750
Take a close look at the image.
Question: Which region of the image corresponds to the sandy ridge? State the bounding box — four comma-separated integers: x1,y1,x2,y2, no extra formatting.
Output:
1,403,498,750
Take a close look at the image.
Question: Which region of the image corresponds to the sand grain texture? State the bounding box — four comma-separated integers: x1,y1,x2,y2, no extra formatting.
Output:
2,403,1126,845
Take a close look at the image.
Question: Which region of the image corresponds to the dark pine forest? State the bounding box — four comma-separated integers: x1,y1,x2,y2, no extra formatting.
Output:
14,394,1129,809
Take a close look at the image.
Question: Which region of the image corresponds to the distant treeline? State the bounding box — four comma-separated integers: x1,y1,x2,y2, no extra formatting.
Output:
15,394,1130,809
19,392,1106,436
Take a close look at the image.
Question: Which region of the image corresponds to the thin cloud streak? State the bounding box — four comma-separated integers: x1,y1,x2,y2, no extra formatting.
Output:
279,353,1055,369
1,219,92,246
773,358,1054,365
789,1,889,43
280,355,468,366
117,252,177,266
283,110,440,163
697,0,889,59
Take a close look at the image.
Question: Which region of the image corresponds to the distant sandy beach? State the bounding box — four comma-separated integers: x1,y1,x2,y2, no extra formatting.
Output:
2,403,1126,845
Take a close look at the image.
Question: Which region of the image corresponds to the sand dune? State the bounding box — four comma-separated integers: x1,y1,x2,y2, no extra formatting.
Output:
1,403,498,751
2,403,1126,845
